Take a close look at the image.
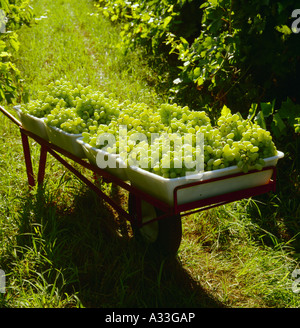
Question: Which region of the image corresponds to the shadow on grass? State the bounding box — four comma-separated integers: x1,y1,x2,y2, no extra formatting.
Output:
246,139,300,255
16,182,225,308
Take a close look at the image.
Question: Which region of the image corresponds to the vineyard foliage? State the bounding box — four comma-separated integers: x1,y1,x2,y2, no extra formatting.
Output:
96,0,300,134
0,0,33,103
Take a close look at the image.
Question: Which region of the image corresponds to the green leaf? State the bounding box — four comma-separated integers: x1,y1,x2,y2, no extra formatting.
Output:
278,97,300,127
200,3,209,9
196,76,204,86
248,103,258,121
273,112,286,132
271,120,286,139
0,91,5,102
0,51,10,57
179,37,189,46
0,0,10,13
167,5,174,13
111,14,118,22
163,16,172,29
141,12,150,22
193,67,201,79
221,105,231,117
9,36,20,52
277,3,284,14
275,25,292,35
279,98,299,118
260,101,274,117
294,118,300,133
209,0,219,7
255,111,266,130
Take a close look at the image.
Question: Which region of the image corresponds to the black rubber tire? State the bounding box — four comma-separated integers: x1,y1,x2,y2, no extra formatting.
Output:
128,193,182,257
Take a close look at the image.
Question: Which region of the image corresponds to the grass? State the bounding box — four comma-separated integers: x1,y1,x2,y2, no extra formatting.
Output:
16,0,162,106
0,0,300,308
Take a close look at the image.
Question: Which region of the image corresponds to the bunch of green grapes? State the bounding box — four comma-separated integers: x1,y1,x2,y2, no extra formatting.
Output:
202,107,277,173
238,123,277,172
117,102,167,138
159,103,190,125
21,79,121,134
46,107,98,135
44,99,95,135
84,124,204,179
20,79,87,118
84,101,278,177
60,116,89,135
82,122,118,148
45,104,80,131
159,103,210,134
75,91,120,130
38,84,277,178
46,100,118,135
81,102,164,162
44,79,92,107
82,101,167,147
125,133,203,178
217,111,247,140
83,101,171,151
20,99,54,118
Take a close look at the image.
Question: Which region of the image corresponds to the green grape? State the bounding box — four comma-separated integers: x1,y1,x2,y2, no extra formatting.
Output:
213,159,222,167
24,80,277,178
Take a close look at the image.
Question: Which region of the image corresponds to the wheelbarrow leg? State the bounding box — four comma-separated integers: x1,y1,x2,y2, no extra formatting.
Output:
20,130,35,189
38,144,47,185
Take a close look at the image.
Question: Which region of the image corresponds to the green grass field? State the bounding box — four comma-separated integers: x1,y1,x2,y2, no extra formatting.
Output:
0,0,299,308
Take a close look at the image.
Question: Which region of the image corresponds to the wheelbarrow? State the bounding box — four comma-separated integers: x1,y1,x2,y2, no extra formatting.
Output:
0,104,283,256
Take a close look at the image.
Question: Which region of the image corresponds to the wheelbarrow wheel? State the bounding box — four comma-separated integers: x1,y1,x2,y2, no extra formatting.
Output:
128,193,182,257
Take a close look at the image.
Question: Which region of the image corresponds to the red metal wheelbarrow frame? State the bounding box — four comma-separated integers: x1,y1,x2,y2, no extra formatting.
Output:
0,105,277,230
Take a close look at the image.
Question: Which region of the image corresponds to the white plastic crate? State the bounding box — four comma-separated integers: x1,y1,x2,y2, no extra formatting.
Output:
126,151,284,206
14,105,49,140
46,125,85,158
76,137,128,180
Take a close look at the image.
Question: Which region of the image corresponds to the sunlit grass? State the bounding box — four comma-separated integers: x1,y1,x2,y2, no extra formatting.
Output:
15,0,162,105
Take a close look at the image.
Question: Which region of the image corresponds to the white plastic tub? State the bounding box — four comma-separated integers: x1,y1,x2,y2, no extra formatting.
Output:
126,151,284,206
46,125,85,158
76,137,128,180
14,105,49,140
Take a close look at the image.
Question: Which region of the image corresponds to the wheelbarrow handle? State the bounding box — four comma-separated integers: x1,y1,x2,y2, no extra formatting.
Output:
0,105,22,128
